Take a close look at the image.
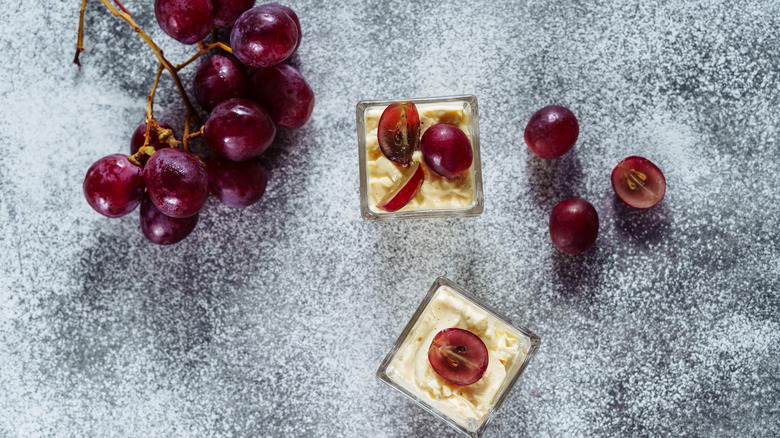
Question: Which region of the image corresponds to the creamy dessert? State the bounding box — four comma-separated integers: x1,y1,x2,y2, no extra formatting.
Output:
363,101,476,212
383,283,533,433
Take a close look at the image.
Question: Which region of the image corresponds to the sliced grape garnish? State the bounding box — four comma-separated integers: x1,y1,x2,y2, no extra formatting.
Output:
524,105,579,159
154,0,214,45
140,194,199,245
203,97,276,162
83,154,145,218
611,156,666,209
549,198,599,254
420,123,473,179
377,102,420,166
144,148,209,218
230,5,298,68
428,328,489,386
248,63,314,129
193,54,248,112
208,156,268,208
377,162,424,212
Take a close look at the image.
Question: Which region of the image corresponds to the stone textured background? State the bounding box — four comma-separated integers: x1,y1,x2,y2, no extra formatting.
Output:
1,1,778,436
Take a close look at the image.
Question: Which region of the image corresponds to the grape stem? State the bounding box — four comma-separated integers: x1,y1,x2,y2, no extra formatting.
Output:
127,65,179,166
176,41,233,72
73,0,87,67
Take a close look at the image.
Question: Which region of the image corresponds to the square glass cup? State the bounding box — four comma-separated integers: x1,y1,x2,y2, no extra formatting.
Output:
356,95,484,221
376,277,541,438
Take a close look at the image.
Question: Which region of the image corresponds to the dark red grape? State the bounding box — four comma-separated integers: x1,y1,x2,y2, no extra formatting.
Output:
140,194,198,245
154,0,214,45
265,3,301,57
83,154,145,218
212,0,256,26
193,54,248,112
203,97,276,161
611,156,666,209
376,102,420,166
549,198,599,254
144,148,209,218
377,162,424,211
230,5,298,68
428,328,489,386
130,121,174,165
421,123,473,178
248,64,314,129
208,156,268,208
524,105,579,159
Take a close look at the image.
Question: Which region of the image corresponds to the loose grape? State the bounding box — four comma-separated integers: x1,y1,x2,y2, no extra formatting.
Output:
524,105,579,159
549,198,599,254
611,156,666,209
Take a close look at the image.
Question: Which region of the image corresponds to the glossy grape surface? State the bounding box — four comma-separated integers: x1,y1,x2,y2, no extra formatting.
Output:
154,0,214,45
421,123,473,178
130,121,174,165
611,156,666,209
193,54,248,112
266,3,301,57
208,156,268,208
83,154,145,218
248,64,314,129
549,198,599,254
230,5,298,68
524,105,579,159
428,328,488,386
144,148,209,218
376,102,420,166
212,0,255,26
140,194,199,245
204,97,276,161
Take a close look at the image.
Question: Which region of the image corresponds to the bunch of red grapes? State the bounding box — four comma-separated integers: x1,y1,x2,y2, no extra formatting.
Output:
524,105,667,254
83,2,314,245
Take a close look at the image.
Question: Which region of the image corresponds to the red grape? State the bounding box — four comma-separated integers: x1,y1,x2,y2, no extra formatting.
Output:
208,156,268,208
230,5,298,68
212,0,256,27
203,97,276,161
377,102,420,166
140,194,199,245
524,105,579,159
421,123,473,178
377,162,424,212
130,121,174,165
83,154,145,218
611,156,666,209
265,3,301,57
248,64,314,129
549,198,599,254
154,0,214,45
428,328,489,386
144,148,209,218
193,54,248,112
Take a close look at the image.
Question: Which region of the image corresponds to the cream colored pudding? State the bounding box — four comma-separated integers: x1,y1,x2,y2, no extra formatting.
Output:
364,102,475,212
385,285,530,431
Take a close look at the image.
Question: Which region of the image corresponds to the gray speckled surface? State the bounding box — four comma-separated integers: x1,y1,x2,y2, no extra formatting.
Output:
1,0,779,436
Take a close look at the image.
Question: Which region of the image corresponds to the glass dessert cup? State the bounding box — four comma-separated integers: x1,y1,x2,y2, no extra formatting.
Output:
377,277,541,438
356,95,484,221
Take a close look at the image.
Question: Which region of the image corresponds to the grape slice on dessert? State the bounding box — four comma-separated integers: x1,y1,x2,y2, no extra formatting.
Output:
208,156,268,208
549,198,599,254
154,0,214,45
524,105,579,159
83,154,145,218
193,54,248,112
377,162,424,212
428,328,489,386
377,102,420,167
230,5,298,68
611,156,666,209
140,194,199,245
144,148,209,218
204,97,276,162
420,123,473,178
248,64,314,129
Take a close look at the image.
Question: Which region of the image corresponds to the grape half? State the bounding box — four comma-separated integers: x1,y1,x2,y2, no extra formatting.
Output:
421,123,473,178
154,0,214,45
248,64,314,129
524,105,579,159
140,194,199,245
230,5,298,68
204,97,276,162
611,156,666,209
144,148,209,218
208,156,268,208
428,328,489,386
193,54,248,112
549,198,599,254
212,0,256,27
83,154,145,218
377,102,420,166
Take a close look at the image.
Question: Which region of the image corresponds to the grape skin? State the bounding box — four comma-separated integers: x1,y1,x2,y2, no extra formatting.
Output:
524,105,579,159
248,64,314,129
140,194,199,245
549,198,599,254
230,5,298,68
208,156,268,208
83,154,145,218
212,0,256,27
144,148,209,218
420,123,473,178
154,0,214,45
193,54,248,112
204,97,276,162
